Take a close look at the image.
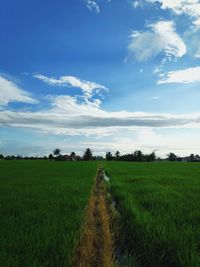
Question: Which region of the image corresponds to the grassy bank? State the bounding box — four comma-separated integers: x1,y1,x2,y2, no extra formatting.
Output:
0,160,97,267
104,161,200,267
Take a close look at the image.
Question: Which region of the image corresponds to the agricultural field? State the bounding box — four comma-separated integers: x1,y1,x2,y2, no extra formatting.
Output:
0,160,98,267
1,160,200,267
104,161,200,267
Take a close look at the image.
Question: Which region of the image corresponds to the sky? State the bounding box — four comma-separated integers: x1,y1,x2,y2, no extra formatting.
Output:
1,0,200,157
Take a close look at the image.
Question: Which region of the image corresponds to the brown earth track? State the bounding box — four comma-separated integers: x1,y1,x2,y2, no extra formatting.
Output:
73,167,116,267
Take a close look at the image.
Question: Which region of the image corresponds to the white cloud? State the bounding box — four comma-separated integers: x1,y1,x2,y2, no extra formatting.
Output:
51,95,105,115
1,93,200,137
146,0,200,28
72,129,200,156
33,74,108,100
1,82,200,156
128,21,186,61
132,1,142,8
0,76,37,106
132,128,200,156
183,27,200,58
86,0,100,14
158,66,200,84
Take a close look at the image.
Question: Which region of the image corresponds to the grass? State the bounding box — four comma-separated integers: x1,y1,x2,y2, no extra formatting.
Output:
0,160,98,267
103,161,200,267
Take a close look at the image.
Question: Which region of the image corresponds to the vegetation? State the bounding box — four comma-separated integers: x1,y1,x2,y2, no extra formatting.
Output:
83,148,93,160
106,150,156,162
2,153,200,267
0,160,97,267
167,152,177,161
53,148,61,156
104,161,200,267
1,148,200,162
106,152,113,161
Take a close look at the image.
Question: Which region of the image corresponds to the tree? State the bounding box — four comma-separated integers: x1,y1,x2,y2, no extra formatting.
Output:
49,153,54,160
53,148,61,156
148,152,156,162
83,148,93,160
115,150,120,159
106,152,113,161
190,153,195,162
70,152,76,160
167,152,177,161
133,150,143,162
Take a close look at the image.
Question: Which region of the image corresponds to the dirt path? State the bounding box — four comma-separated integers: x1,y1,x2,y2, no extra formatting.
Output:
73,167,116,267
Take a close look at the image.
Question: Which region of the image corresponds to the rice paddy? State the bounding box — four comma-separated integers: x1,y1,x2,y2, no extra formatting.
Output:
1,160,200,267
104,161,200,267
0,160,97,267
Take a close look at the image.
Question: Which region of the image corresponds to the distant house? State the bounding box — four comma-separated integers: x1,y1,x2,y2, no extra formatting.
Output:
73,155,81,161
180,157,189,162
64,155,71,161
178,156,200,162
96,156,103,160
63,154,81,161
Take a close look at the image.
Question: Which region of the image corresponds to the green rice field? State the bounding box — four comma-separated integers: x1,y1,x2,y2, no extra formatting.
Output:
104,161,200,267
1,160,200,267
0,160,97,267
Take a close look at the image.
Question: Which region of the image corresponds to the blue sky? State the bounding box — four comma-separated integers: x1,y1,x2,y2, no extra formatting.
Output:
1,0,200,156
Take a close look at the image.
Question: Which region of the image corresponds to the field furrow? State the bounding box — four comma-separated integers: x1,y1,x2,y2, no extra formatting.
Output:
73,167,116,267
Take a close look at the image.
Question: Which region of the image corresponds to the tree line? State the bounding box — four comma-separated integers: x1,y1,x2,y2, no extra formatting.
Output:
105,150,156,162
49,148,94,161
1,149,200,162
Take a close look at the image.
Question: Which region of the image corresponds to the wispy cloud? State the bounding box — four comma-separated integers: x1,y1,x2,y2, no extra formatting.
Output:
149,96,160,100
33,74,108,100
158,66,200,84
128,21,186,61
183,27,200,58
132,1,143,8
0,76,37,106
146,0,200,28
86,0,100,14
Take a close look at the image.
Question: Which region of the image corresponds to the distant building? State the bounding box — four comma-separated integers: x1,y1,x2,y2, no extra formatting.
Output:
63,154,81,161
73,155,81,161
64,155,71,161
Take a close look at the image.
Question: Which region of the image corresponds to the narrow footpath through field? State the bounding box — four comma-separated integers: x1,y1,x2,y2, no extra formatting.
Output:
73,167,116,267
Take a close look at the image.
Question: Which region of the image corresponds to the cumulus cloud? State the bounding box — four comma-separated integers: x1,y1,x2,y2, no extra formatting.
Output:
146,0,200,28
86,0,100,14
33,74,108,100
0,76,37,106
158,66,200,84
128,21,186,61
